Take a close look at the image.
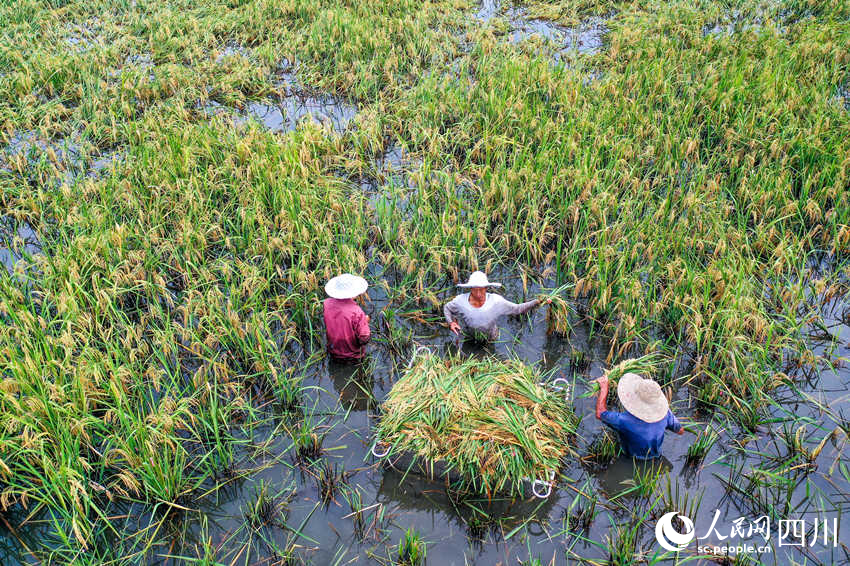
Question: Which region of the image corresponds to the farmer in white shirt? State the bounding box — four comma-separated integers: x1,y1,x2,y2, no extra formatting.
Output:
443,271,549,341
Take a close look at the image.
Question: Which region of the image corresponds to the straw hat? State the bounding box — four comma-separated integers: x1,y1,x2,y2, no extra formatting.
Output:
457,271,502,288
325,274,368,299
616,372,669,423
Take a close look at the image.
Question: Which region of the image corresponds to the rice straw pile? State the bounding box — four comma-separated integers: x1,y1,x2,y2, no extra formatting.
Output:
376,352,576,494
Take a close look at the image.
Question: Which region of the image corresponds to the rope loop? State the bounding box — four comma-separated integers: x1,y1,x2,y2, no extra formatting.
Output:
371,441,390,458
406,345,433,370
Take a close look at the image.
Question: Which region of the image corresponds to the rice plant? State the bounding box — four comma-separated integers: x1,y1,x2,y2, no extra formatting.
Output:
621,461,665,500
396,528,426,566
686,426,719,466
605,519,642,566
242,480,293,530
583,429,621,469
292,413,326,463
341,484,366,538
568,348,590,372
316,459,348,505
565,490,598,533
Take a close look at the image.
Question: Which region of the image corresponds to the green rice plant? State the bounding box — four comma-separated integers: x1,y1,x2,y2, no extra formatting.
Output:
241,479,293,529
565,491,598,533
618,460,665,500
605,519,641,566
375,351,577,495
685,425,719,466
773,420,837,471
568,348,590,372
292,412,325,463
660,474,703,521
379,307,414,355
316,459,347,505
396,527,426,566
720,458,799,519
541,283,574,336
583,429,621,469
340,484,366,538
590,353,668,393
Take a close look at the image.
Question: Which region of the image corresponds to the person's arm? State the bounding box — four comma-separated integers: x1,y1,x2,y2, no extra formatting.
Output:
667,411,685,435
354,309,371,345
595,375,610,419
444,297,462,335
495,295,542,316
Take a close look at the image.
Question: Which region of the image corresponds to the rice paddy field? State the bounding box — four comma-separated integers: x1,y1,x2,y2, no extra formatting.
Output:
0,0,849,563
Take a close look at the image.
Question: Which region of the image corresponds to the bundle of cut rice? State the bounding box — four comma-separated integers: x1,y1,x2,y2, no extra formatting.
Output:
580,353,668,397
374,352,576,495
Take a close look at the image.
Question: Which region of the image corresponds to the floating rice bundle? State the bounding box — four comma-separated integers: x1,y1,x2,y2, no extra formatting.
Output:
374,351,576,496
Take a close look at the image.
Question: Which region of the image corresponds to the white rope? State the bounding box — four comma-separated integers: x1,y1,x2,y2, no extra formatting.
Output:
406,344,433,370
371,441,390,458
526,470,555,499
532,479,552,499
540,377,570,399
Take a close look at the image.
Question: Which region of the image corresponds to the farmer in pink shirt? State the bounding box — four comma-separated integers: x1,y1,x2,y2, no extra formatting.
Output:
323,274,371,360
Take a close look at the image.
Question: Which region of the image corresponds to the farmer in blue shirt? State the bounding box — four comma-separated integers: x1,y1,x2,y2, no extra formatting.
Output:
595,372,684,459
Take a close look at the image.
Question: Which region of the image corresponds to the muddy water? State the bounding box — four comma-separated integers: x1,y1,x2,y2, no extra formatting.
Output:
0,220,40,275
199,58,358,135
836,85,849,112
201,94,357,135
237,94,357,135
509,17,608,58
476,0,608,59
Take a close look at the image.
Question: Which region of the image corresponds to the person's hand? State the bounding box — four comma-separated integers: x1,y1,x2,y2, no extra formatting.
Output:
595,375,609,389
449,321,461,335
365,315,371,324
540,297,552,305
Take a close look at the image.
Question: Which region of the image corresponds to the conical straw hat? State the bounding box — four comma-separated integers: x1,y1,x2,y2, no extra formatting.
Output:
457,271,502,288
616,373,669,423
325,274,368,299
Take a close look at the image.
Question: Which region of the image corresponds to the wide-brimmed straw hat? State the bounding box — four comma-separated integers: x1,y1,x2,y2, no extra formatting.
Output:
325,274,368,299
616,372,669,423
457,271,502,288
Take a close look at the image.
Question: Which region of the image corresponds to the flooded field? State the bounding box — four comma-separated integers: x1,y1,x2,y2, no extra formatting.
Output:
0,0,849,564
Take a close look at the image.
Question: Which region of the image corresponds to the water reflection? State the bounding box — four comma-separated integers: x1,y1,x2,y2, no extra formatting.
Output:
377,466,555,534
328,357,376,412
592,455,673,499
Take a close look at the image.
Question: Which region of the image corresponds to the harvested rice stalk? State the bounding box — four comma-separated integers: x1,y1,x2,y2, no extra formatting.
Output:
580,353,667,398
375,352,577,495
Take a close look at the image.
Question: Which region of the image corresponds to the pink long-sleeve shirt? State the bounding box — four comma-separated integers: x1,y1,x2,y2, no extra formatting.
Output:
323,298,371,360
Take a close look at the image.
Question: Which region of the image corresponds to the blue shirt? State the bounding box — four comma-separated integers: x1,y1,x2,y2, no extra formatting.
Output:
600,409,682,460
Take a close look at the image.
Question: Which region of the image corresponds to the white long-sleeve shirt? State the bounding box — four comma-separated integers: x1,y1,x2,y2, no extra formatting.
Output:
443,293,539,340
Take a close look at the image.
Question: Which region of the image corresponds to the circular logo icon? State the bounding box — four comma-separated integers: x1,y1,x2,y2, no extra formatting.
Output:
655,511,695,552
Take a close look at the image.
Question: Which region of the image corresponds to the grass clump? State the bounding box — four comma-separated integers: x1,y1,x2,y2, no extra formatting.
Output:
396,528,426,566
376,351,577,495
